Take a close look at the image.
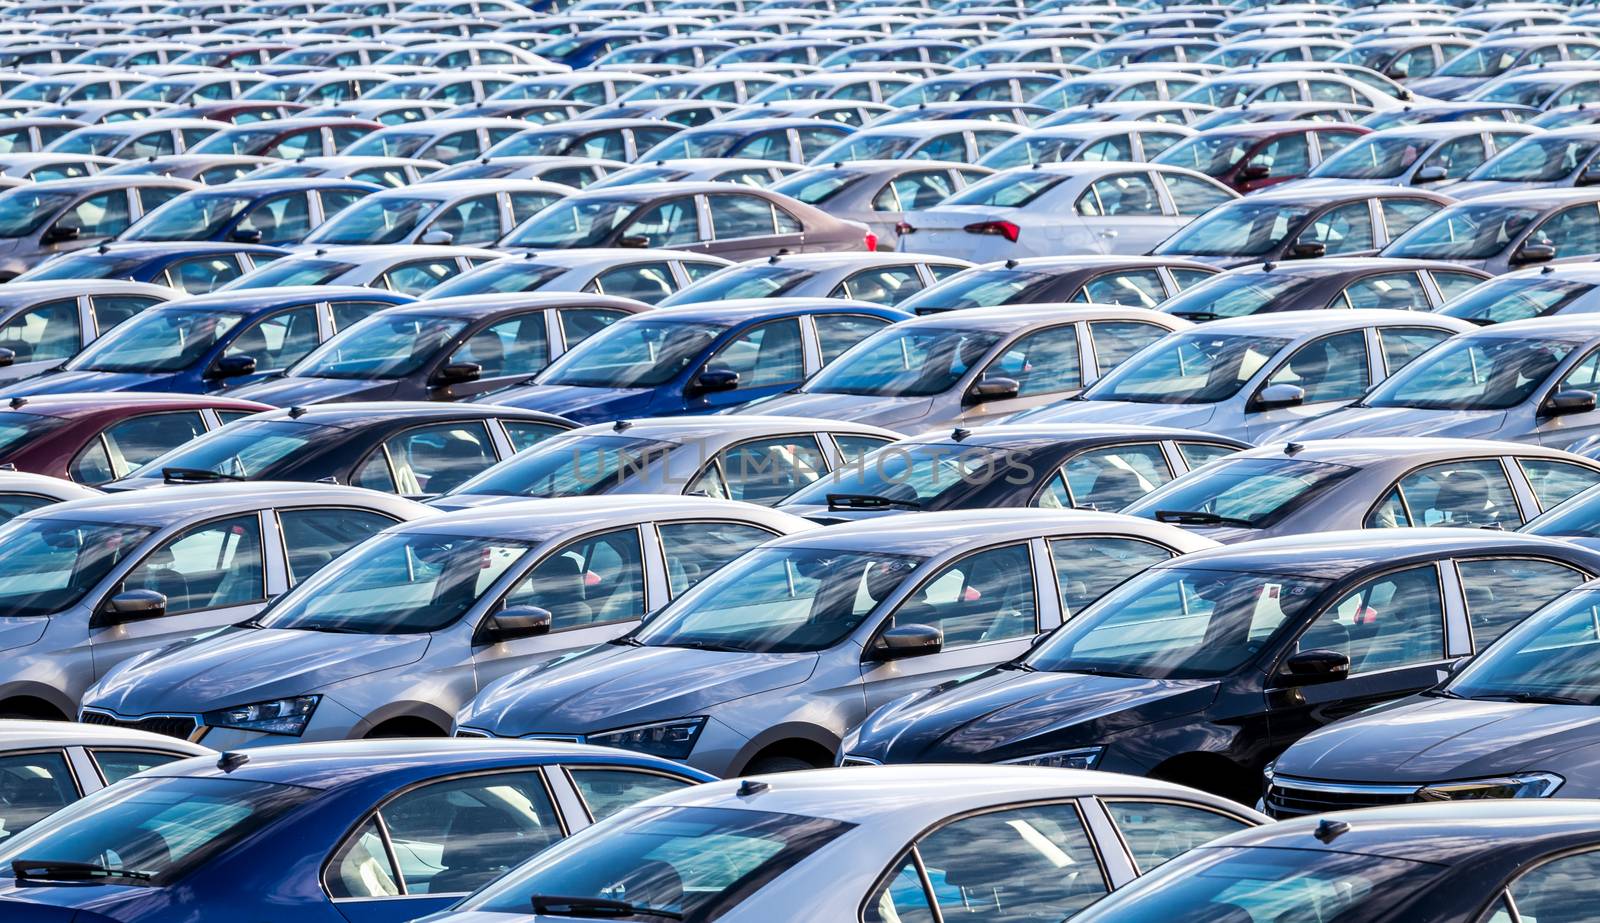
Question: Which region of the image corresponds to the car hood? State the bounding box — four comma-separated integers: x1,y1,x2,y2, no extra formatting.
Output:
0,617,47,654
1442,179,1543,200
1012,400,1217,430
850,667,1218,763
86,626,430,714
0,883,150,920
1270,406,1507,441
484,384,653,424
737,391,934,431
226,375,393,406
460,643,817,735
1274,695,1600,783
0,370,169,396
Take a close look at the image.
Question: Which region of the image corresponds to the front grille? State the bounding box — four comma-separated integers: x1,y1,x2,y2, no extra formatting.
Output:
1264,775,1419,818
81,709,200,741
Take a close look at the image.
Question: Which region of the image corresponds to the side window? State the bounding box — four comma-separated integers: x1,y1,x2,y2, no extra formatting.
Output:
911,803,1108,920
1102,801,1251,873
892,543,1037,647
127,130,175,158
1169,267,1216,290
1503,848,1600,923
329,300,393,333
320,188,366,218
94,412,208,482
223,304,319,373
1078,134,1134,162
1300,201,1374,254
864,851,937,923
916,132,967,161
625,197,699,248
121,513,266,614
237,192,311,245
1307,81,1358,104
705,318,804,389
1533,203,1600,258
839,267,923,305
882,172,952,211
163,256,240,294
428,194,502,247
136,185,184,213
567,768,693,822
1420,135,1487,179
64,190,131,238
657,520,777,597
1264,330,1369,404
1248,132,1311,177
1178,442,1238,470
1058,443,1172,511
833,433,893,464
695,435,826,505
1316,130,1362,156
593,263,675,303
1377,326,1451,375
1367,459,1521,529
1519,458,1600,510
428,129,481,162
89,749,185,785
380,422,498,496
0,751,77,840
1457,557,1587,649
1161,173,1233,216
449,314,549,379
500,420,565,454
681,261,723,282
1562,349,1600,392
1337,273,1429,311
1080,271,1166,308
1431,271,1485,303
1140,132,1184,158
984,325,1081,398
1089,321,1167,372
559,308,626,349
708,193,778,239
504,527,646,628
1294,564,1445,673
1078,173,1162,217
1048,536,1172,618
0,297,79,362
277,508,395,585
1380,198,1442,240
383,259,460,296
814,313,890,364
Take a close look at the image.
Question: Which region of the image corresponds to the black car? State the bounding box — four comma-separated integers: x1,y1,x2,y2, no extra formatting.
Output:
1158,257,1491,320
103,401,573,497
1070,801,1600,923
898,255,1220,314
843,530,1600,802
227,293,651,406
777,423,1247,523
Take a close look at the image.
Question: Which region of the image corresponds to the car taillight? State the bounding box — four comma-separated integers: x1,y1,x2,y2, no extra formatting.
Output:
963,220,1020,243
864,232,878,251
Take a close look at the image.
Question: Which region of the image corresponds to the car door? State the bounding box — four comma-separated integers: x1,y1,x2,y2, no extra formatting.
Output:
706,192,801,260
1455,555,1589,651
617,195,701,250
1534,346,1600,447
1244,328,1371,440
235,192,312,245
1333,272,1430,311
214,303,321,387
966,323,1084,422
421,193,502,247
686,317,806,413
440,313,552,399
352,421,500,496
0,297,79,384
48,189,132,253
1073,171,1175,254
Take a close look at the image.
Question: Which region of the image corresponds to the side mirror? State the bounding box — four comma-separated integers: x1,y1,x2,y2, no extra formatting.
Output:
419,229,454,245
1384,65,1408,80
1239,163,1270,181
96,589,167,626
1288,240,1326,260
1542,388,1597,417
0,347,15,368
432,361,481,386
1514,242,1556,265
1254,382,1305,410
1279,649,1350,687
965,375,1020,404
871,623,943,661
42,223,80,245
1578,170,1600,188
1412,164,1447,184
689,367,739,394
206,354,257,380
229,226,263,244
480,605,552,643
617,234,650,248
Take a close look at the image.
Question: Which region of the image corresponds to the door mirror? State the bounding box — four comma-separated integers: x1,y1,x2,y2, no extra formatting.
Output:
1239,163,1270,181
0,347,16,368
1254,382,1305,410
1279,649,1350,686
966,375,1020,404
42,222,80,245
480,605,552,643
689,367,739,394
872,623,943,661
1384,65,1408,80
1288,240,1326,259
1542,388,1597,417
432,361,481,386
229,227,262,244
420,229,454,245
97,589,167,626
206,354,257,380
1578,169,1600,188
1413,165,1447,184
618,234,650,248
1514,242,1556,265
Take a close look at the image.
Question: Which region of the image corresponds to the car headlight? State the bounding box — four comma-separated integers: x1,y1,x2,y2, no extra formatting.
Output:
203,695,320,737
1417,772,1564,801
587,717,707,759
1001,747,1104,770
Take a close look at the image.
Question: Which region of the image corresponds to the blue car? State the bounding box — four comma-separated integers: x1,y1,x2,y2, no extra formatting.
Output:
480,298,909,423
0,739,714,923
0,286,415,397
115,178,380,247
14,240,290,293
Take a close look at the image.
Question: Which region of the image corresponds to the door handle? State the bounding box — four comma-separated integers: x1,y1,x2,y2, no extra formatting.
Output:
1099,230,1118,238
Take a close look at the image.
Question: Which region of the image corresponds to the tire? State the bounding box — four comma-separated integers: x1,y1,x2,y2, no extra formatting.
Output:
743,755,818,775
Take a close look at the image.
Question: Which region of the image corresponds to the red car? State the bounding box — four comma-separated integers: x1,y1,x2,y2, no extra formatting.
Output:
0,393,268,485
1156,120,1371,192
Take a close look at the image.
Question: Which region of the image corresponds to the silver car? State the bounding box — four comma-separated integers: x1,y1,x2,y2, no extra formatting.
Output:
1123,437,1600,542
657,251,972,308
1437,262,1600,324
770,159,992,249
1382,188,1600,275
79,496,809,748
221,243,499,295
0,483,428,721
740,305,1192,434
1017,310,1476,442
424,248,732,304
453,509,1218,776
0,279,175,385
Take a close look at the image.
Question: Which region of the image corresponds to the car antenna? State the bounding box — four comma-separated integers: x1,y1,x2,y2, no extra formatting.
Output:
1543,264,1557,274
1004,258,1017,268
952,427,971,441
6,397,23,409
1313,818,1349,843
1284,442,1303,455
737,779,769,797
217,751,249,772
288,405,309,418
613,419,632,432
768,253,781,264
97,242,110,253
1262,261,1276,271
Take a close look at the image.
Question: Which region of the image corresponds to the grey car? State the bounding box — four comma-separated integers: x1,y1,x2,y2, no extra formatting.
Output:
1443,126,1600,200
1123,437,1600,543
738,305,1192,434
657,251,972,308
1282,122,1535,190
769,159,992,249
0,279,174,385
424,248,732,303
0,483,428,721
1382,188,1600,274
452,508,1218,776
1016,310,1476,442
78,496,809,748
1438,261,1600,324
0,175,197,280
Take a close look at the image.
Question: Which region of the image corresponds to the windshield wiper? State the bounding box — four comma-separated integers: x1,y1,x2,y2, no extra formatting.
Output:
1475,692,1588,705
826,493,921,511
531,895,683,920
162,466,244,483
609,635,644,647
996,660,1037,672
668,639,746,653
1423,687,1466,699
12,859,153,883
1153,510,1254,528
291,624,364,634
1067,666,1145,679
1170,310,1220,321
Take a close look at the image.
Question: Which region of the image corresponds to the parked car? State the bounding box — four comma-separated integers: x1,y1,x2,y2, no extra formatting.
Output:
1381,188,1600,274
117,178,380,247
1153,120,1371,192
0,175,198,279
425,248,732,304
657,251,971,307
299,178,569,249
14,241,288,294
0,471,99,524
1438,262,1600,324
1159,257,1490,319
897,255,1219,313
223,243,499,295
1287,122,1535,189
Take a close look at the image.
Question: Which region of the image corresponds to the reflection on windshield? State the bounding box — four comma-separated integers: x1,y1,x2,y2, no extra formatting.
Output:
427,262,565,298
293,314,467,380
307,197,439,245
230,258,352,289
657,266,808,306
1364,334,1572,410
1439,276,1592,323
805,326,1001,397
125,194,250,242
131,420,322,480
1156,202,1315,257
70,308,244,373
0,518,152,616
1385,204,1541,260
1159,272,1314,320
1448,587,1600,704
451,434,671,498
899,269,1053,313
540,319,721,387
1124,458,1357,528
1474,136,1600,182
1085,332,1288,403
784,441,1003,510
503,197,639,248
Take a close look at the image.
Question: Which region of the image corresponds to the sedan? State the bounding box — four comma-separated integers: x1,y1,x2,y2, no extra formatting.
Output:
1439,263,1600,324
298,179,568,249
479,117,682,162
116,178,379,247
844,530,1600,801
769,158,991,248
187,116,382,159
1287,122,1535,189
0,175,198,279
223,244,499,295
808,119,1026,165
1158,257,1490,320
1154,120,1371,192
1446,127,1600,200
45,118,223,159
975,121,1197,170
0,279,174,384
1382,188,1600,274
14,241,289,294
897,255,1219,313
637,115,853,164
425,248,732,304
657,251,971,307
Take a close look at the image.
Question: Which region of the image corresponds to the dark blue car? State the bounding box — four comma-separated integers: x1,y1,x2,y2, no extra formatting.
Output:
0,286,415,397
479,297,909,423
14,240,290,294
0,739,714,923
115,178,380,247
533,29,657,68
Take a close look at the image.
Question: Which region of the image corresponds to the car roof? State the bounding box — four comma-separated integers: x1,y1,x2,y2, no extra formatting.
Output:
0,718,212,754
403,494,810,542
387,291,648,317
1172,308,1470,334
1226,256,1488,275
644,297,896,322
768,507,1211,556
2,391,267,418
182,176,383,195
1231,437,1587,467
244,400,571,429
84,240,290,258
164,285,415,310
569,414,900,443
895,423,1250,450
905,304,1184,330
1162,528,1600,579
0,279,177,302
1458,187,1600,209
34,481,424,526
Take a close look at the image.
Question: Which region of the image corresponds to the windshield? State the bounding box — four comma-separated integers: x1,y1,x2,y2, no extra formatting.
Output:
1159,272,1315,320
1154,201,1315,257
191,128,283,156
490,130,580,157
1439,275,1592,323
0,189,74,238
16,251,146,281
945,172,1064,208
68,308,244,373
783,441,1009,510
256,531,533,633
0,776,311,884
1085,331,1288,403
1439,46,1523,78
1449,587,1600,704
0,411,65,457
1477,77,1561,107
132,419,322,481
1124,458,1357,528
502,196,640,248
244,79,310,101
539,319,722,388
457,805,855,919
657,266,810,306
1179,79,1263,108
1155,134,1254,176
293,313,466,380
824,133,921,161
1384,204,1541,260
1312,134,1431,180
638,546,922,653
1363,334,1571,410
427,261,564,298
306,196,440,245
0,518,152,617
230,258,354,289
771,169,862,205
646,129,748,160
449,434,672,498
1027,566,1332,678
124,194,250,242
1474,136,1600,182
51,130,127,157
898,268,1053,313
805,326,1001,397
981,134,1099,170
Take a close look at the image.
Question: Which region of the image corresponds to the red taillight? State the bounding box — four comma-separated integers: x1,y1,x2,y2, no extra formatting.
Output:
863,232,878,251
963,220,1020,243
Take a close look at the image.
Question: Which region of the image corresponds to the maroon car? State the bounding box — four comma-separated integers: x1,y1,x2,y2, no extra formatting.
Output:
0,393,268,485
1155,120,1371,192
173,101,309,124
188,117,382,158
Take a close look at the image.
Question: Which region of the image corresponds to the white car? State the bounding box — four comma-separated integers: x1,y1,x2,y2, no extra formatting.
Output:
897,161,1238,261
